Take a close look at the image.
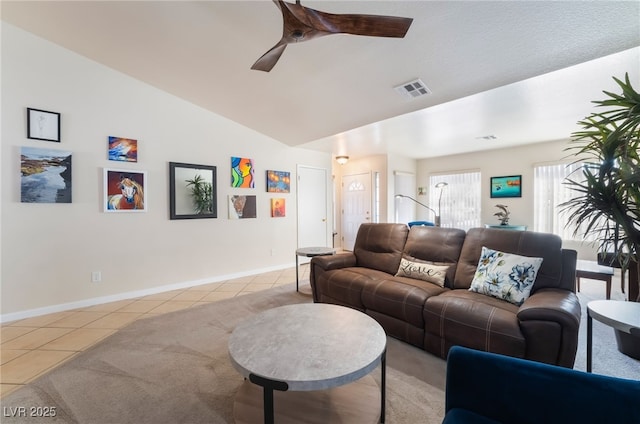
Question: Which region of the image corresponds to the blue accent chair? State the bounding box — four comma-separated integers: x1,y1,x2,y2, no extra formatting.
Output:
407,221,435,227
443,346,640,424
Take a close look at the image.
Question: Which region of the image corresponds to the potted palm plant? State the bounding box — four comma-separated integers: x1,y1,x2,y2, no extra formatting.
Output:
185,174,213,215
562,73,639,356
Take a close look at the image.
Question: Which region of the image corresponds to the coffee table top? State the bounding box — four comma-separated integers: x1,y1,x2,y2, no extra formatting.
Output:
588,300,640,335
228,303,386,391
296,247,335,257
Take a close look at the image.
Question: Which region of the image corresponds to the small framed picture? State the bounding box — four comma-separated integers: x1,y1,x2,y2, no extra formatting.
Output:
490,175,522,198
104,168,147,212
27,108,61,142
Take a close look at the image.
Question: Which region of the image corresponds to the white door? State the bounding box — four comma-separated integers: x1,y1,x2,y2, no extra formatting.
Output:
341,172,372,251
297,166,329,256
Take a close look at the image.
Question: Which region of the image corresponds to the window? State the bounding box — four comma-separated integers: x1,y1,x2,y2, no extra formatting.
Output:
533,162,587,240
429,171,481,230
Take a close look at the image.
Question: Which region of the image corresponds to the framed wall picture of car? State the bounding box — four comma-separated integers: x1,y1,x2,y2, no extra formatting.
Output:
490,175,522,198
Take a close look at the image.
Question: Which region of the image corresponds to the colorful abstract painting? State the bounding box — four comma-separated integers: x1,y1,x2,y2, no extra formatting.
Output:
231,157,254,188
266,170,290,193
104,168,147,212
21,147,72,203
228,195,257,219
271,198,286,217
108,136,138,162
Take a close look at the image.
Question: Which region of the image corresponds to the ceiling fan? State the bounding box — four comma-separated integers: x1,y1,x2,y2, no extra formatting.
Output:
251,0,413,72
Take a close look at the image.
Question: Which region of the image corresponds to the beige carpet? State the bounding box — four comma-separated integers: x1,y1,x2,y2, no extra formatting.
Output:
1,284,447,423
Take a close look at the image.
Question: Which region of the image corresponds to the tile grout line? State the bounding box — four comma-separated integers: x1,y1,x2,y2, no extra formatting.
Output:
0,266,310,398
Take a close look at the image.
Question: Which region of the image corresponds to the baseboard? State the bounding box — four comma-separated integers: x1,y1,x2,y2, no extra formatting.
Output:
0,262,295,324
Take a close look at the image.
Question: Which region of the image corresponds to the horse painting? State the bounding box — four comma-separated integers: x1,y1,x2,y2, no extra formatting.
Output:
107,173,144,210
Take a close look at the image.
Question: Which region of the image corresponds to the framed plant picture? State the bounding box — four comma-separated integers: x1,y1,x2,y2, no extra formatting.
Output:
490,175,522,198
169,162,217,220
27,108,61,142
104,168,147,212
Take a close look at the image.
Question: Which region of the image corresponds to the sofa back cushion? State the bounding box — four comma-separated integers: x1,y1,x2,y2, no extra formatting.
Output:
454,228,564,291
354,223,409,275
402,226,467,288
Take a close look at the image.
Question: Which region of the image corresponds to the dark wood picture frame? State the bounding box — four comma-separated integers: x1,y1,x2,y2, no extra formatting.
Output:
170,162,217,220
27,108,61,142
490,175,522,198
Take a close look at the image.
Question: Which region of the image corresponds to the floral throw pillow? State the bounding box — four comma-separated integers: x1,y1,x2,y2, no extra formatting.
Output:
395,257,451,287
469,246,543,306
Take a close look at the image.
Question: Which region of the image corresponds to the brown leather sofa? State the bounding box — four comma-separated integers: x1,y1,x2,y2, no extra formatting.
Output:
310,223,581,367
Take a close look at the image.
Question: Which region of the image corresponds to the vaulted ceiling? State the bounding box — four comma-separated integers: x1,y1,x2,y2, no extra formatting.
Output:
2,1,639,159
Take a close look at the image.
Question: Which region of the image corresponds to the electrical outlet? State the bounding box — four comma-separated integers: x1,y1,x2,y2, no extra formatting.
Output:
91,271,102,283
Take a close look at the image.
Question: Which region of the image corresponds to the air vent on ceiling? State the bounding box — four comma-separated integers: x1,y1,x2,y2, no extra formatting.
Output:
394,79,431,100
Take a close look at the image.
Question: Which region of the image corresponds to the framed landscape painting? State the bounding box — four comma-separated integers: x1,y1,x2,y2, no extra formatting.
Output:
21,147,72,203
490,175,522,198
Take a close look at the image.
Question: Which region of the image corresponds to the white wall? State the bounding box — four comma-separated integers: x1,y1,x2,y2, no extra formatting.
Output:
417,139,598,259
1,23,331,320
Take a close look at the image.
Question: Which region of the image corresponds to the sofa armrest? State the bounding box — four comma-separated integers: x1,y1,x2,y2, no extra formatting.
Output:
310,252,356,271
517,288,581,367
444,346,640,424
517,288,581,327
309,253,357,303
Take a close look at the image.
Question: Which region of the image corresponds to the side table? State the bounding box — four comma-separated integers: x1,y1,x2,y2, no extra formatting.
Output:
587,300,640,372
576,260,614,300
295,247,335,292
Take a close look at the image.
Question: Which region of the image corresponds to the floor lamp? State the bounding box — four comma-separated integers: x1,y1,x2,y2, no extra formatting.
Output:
435,182,448,226
395,194,440,227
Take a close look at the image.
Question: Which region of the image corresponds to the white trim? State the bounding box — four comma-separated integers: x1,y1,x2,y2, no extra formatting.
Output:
0,262,295,324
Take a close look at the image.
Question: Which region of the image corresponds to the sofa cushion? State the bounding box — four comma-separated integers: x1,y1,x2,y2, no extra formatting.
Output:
403,226,467,288
313,267,391,310
395,257,451,287
423,290,525,359
454,228,563,292
353,223,409,275
362,276,447,328
469,247,543,306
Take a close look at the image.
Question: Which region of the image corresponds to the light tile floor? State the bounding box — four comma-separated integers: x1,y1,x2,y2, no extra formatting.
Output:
0,264,311,398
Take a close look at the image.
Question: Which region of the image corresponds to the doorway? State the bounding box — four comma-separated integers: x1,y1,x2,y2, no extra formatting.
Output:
341,172,372,251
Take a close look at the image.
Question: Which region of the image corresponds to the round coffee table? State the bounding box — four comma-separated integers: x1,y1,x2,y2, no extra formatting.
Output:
228,303,387,424
587,300,640,372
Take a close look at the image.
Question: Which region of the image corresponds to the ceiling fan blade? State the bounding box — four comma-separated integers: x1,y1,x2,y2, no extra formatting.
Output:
251,41,288,72
250,1,413,71
306,10,413,38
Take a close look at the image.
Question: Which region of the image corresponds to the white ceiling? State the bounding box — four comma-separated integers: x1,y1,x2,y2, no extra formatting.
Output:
2,1,639,159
